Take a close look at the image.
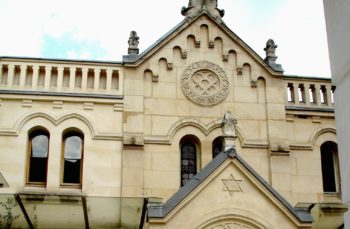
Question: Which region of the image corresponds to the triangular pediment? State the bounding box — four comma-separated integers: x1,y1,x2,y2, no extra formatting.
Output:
123,11,283,77
148,149,312,228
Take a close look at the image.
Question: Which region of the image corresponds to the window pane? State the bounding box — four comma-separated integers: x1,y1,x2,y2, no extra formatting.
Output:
28,132,49,183
64,136,82,160
181,142,197,186
321,143,337,192
31,135,49,158
63,134,83,185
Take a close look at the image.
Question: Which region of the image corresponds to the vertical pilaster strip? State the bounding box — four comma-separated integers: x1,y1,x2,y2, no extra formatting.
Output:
57,66,64,92
0,64,3,85
32,65,39,90
82,68,88,91
106,69,112,93
118,69,123,95
326,84,332,107
93,68,100,92
315,84,321,105
19,65,27,88
7,64,15,87
304,83,310,106
69,67,76,91
293,83,299,105
44,66,52,90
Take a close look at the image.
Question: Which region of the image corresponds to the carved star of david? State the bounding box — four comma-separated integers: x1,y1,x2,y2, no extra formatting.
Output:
222,174,243,196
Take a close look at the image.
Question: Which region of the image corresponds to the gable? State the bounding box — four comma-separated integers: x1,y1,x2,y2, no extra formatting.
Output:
148,149,312,229
124,12,283,80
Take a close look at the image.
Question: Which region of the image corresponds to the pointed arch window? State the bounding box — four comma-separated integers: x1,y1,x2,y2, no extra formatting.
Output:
180,135,200,187
320,141,340,193
62,131,84,186
27,129,50,185
212,136,224,158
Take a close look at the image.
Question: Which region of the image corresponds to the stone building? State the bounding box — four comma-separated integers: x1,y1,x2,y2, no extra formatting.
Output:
323,1,350,228
0,0,347,228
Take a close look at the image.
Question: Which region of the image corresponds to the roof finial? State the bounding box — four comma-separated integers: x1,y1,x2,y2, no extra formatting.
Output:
181,0,224,19
264,39,284,73
128,31,139,55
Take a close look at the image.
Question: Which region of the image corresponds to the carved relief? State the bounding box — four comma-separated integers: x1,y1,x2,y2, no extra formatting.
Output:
181,50,188,59
181,61,229,106
222,174,243,196
167,63,174,70
206,222,256,229
209,40,215,48
195,40,201,48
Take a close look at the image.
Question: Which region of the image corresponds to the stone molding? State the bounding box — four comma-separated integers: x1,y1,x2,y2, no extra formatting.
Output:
181,61,229,106
0,111,122,140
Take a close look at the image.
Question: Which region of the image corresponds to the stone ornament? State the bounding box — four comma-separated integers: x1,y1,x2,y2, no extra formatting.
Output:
207,222,256,229
222,173,243,196
128,31,139,55
181,61,229,106
222,111,237,137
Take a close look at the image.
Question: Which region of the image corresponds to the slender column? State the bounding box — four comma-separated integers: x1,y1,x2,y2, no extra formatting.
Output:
32,66,39,90
6,64,15,87
293,83,300,105
69,67,76,91
117,69,123,95
82,68,88,90
106,69,113,92
93,68,100,92
315,84,321,105
44,66,52,90
304,83,311,106
19,65,27,88
0,65,3,85
57,66,64,92
326,84,333,107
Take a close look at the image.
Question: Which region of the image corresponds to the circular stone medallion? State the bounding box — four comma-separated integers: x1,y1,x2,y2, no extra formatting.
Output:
181,61,229,106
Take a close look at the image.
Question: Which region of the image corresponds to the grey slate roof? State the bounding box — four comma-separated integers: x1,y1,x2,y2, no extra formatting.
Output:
147,147,313,224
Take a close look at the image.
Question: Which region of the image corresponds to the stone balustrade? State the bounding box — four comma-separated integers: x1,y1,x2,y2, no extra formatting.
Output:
0,58,123,97
284,76,334,111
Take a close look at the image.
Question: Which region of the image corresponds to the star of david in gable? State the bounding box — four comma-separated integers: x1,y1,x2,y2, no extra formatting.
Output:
222,173,243,196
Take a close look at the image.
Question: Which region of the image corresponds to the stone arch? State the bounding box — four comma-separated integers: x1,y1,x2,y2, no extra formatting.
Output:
194,212,270,229
228,50,237,67
187,34,197,51
173,46,184,62
158,58,168,72
167,118,245,148
200,24,209,48
310,127,337,147
214,37,223,53
13,112,97,139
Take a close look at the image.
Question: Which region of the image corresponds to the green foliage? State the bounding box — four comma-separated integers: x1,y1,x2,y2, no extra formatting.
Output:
0,198,20,229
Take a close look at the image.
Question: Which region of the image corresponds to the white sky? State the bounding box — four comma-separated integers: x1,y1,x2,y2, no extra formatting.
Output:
0,0,330,77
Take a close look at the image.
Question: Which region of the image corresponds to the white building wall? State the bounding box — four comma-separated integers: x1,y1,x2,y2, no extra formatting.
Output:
323,0,350,227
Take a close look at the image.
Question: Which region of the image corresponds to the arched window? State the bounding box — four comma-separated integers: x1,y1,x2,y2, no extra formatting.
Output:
320,141,339,193
62,131,84,186
27,129,50,185
212,136,224,158
180,135,200,187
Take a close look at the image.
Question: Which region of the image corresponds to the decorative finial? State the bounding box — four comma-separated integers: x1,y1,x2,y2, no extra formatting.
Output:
128,31,139,55
264,39,284,73
181,0,224,19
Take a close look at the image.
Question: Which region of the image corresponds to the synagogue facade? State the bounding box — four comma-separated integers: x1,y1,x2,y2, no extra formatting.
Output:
0,0,347,228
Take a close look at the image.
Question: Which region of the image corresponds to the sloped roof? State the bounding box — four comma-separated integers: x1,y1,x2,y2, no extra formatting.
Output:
148,147,313,224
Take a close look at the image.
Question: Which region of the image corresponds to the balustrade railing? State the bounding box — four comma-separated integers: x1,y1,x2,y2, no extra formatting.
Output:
0,58,123,97
284,76,334,110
